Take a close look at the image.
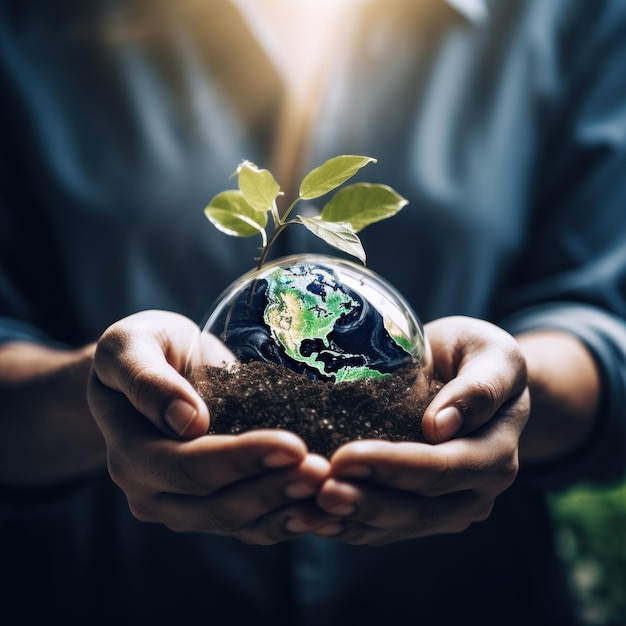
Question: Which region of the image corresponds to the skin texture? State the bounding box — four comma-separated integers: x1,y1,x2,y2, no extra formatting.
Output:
0,310,600,545
0,341,103,485
314,319,599,545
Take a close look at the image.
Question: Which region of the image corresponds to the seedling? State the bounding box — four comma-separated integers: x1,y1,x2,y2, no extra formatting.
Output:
204,155,408,268
191,156,436,454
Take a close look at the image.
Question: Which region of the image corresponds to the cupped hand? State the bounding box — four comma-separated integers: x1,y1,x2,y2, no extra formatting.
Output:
314,316,530,545
87,310,332,544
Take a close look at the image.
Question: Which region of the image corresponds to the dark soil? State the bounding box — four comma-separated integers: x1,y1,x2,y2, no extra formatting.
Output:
188,360,442,458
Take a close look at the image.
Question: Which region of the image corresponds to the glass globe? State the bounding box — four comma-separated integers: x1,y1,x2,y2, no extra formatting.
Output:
186,254,430,380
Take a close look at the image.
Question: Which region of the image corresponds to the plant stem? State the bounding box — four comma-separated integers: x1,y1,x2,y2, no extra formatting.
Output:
257,194,302,269
280,197,301,222
257,220,296,269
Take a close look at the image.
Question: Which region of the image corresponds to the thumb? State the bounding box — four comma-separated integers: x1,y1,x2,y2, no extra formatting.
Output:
91,311,211,439
421,317,527,444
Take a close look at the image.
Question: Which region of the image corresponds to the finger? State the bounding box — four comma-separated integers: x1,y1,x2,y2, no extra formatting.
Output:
97,408,311,496
422,318,527,443
143,454,330,538
91,311,210,438
328,395,526,497
315,523,387,546
245,500,337,546
315,485,486,545
329,440,465,499
88,374,311,495
178,434,323,495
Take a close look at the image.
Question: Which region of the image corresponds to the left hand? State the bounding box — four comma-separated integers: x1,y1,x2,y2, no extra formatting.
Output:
87,310,332,545
312,316,530,545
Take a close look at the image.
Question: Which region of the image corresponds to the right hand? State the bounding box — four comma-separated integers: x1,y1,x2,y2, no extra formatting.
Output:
87,310,332,544
314,316,529,545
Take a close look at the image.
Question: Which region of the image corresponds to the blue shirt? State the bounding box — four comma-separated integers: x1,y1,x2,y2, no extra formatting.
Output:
1,1,626,623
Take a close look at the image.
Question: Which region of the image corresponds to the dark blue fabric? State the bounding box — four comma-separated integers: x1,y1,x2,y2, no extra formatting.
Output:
2,0,626,623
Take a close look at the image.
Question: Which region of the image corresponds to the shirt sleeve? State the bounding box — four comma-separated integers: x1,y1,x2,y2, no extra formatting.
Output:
498,1,626,490
0,263,66,348
504,304,626,491
0,317,60,346
0,262,59,346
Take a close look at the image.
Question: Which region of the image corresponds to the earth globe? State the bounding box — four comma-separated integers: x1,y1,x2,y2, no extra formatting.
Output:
186,254,435,456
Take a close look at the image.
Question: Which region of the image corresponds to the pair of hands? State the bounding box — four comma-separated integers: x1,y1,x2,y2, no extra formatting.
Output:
87,310,529,546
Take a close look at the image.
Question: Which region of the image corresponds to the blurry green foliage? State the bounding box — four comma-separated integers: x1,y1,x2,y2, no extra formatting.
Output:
550,480,626,625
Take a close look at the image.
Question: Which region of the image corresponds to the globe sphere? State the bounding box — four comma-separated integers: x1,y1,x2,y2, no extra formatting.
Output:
189,254,430,381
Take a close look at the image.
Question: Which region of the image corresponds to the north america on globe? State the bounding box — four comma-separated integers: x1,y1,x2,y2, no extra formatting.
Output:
217,261,414,382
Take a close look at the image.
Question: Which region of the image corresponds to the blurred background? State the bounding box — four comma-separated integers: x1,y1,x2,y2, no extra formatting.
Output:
551,479,626,625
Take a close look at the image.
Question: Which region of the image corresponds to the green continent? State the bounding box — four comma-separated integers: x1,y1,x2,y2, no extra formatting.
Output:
263,267,376,381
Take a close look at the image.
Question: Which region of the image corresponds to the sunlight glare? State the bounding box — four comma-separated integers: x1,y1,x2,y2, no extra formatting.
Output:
232,0,371,102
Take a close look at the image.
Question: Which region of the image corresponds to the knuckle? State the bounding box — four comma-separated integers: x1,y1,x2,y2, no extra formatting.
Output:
499,452,520,489
125,365,168,413
234,532,256,545
106,453,167,525
106,449,129,488
423,452,458,497
450,519,472,534
175,456,208,495
243,528,285,546
205,502,247,534
508,345,528,382
95,325,131,368
164,516,203,534
128,498,158,524
164,522,187,533
444,517,473,535
404,513,437,538
467,378,502,414
473,499,495,523
489,441,520,490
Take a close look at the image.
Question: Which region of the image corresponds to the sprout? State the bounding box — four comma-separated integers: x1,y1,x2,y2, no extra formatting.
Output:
204,155,408,269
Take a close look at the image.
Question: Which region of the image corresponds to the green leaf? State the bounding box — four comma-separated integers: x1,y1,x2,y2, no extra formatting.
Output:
299,155,377,200
237,161,281,212
204,190,268,238
320,183,408,232
297,215,366,264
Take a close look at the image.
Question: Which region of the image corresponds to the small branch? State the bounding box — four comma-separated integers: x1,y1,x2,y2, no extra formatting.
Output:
256,220,297,269
280,197,302,222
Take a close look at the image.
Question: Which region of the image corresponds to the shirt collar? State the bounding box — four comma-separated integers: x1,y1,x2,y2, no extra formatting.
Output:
443,0,489,25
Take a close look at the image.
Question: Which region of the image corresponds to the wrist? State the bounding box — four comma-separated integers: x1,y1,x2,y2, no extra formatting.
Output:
0,341,105,486
517,330,600,465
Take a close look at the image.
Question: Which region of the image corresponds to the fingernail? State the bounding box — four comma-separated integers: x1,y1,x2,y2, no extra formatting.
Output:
164,399,197,436
434,407,464,441
314,522,344,537
285,482,316,499
285,517,315,534
263,451,300,468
